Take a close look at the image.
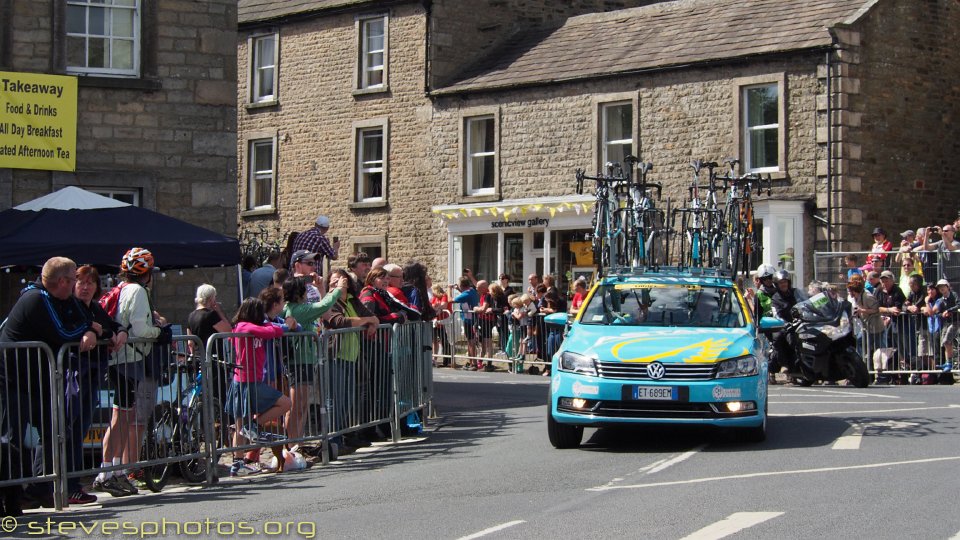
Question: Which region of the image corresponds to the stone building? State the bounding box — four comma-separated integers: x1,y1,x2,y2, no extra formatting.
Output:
0,1,238,321
238,0,959,290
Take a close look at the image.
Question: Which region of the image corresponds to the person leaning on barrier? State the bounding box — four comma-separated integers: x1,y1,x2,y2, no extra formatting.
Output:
186,283,232,356
68,266,127,506
918,282,942,371
323,269,379,450
95,247,167,498
281,276,342,442
901,274,926,370
933,279,958,365
874,270,906,347
0,257,97,515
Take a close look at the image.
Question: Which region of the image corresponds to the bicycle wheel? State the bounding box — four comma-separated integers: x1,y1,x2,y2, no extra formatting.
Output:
142,404,175,493
178,400,210,484
591,209,604,266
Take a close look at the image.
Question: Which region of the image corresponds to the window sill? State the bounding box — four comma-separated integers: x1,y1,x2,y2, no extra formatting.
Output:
350,200,388,210
457,193,501,204
75,75,162,91
240,207,277,218
352,86,389,98
245,100,279,111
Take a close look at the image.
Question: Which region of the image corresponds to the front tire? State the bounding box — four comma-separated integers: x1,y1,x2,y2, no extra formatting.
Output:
547,408,583,449
839,352,870,388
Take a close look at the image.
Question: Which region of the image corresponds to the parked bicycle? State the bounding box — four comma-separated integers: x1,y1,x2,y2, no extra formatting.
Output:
672,159,723,268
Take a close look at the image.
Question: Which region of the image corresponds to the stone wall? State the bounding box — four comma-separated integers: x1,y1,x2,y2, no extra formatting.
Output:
0,0,239,322
427,56,825,282
841,0,960,249
237,3,443,273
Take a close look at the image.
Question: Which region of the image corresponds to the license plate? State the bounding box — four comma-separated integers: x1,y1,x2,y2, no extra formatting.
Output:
632,386,676,400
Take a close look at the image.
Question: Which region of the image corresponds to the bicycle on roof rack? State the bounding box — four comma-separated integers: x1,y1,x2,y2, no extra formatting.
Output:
577,156,667,276
672,159,723,269
715,158,772,278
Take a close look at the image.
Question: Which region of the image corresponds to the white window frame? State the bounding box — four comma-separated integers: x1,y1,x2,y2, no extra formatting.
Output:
249,32,279,104
356,15,388,91
89,187,140,206
356,127,385,203
600,101,633,167
246,137,276,212
465,115,496,196
733,78,789,174
66,0,141,77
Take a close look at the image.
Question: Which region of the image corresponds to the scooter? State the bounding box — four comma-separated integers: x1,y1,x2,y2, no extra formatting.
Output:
773,292,870,388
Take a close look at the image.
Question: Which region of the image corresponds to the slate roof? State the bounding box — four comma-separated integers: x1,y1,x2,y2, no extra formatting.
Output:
434,0,874,95
238,0,380,25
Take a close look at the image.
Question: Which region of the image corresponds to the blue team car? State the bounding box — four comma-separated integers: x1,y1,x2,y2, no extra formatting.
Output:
546,271,778,448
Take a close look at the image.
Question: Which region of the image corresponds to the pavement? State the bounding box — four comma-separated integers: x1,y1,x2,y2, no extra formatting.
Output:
5,368,960,539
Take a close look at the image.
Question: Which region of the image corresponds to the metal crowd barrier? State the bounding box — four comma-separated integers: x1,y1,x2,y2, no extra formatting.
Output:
0,341,62,509
445,308,563,374
1,320,436,512
814,248,959,381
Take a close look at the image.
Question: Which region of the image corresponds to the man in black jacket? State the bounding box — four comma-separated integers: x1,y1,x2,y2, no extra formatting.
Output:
0,257,96,515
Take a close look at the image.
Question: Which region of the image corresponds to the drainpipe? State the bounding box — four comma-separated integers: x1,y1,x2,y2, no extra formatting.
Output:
825,30,839,253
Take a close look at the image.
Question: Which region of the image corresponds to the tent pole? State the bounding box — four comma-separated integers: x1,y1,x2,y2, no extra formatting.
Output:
237,263,244,303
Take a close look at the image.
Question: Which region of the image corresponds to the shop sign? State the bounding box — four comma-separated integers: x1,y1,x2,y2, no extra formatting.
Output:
0,71,77,171
490,217,549,229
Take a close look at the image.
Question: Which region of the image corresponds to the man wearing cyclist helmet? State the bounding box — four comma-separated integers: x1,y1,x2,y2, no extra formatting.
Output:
754,264,778,318
95,247,166,498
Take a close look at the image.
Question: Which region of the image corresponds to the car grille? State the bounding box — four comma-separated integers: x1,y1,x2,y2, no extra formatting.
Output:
595,361,717,381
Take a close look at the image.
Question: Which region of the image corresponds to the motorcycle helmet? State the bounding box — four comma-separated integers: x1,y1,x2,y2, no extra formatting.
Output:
756,264,777,280
773,270,791,284
121,247,155,276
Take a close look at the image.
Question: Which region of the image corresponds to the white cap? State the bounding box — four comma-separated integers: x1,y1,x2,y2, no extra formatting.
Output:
316,215,330,227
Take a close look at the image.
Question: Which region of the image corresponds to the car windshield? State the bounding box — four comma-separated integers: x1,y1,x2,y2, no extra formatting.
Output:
580,283,746,328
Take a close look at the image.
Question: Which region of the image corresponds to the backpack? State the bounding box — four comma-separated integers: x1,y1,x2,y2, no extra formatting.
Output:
98,282,127,319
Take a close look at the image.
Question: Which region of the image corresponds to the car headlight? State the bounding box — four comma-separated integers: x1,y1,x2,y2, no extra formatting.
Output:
818,312,851,341
716,355,758,378
559,351,597,377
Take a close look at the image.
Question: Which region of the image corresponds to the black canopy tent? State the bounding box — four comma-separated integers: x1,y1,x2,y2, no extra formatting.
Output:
0,187,240,268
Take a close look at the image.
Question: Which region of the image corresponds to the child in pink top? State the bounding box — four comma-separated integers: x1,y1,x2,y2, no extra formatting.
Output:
225,298,291,472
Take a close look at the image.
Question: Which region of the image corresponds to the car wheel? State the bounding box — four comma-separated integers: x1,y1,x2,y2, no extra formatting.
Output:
739,397,767,443
547,408,583,449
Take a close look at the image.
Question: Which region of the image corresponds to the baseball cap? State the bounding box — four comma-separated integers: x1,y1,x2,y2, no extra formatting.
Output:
936,279,951,287
880,270,895,280
316,215,330,227
900,229,915,238
872,227,887,237
291,250,316,264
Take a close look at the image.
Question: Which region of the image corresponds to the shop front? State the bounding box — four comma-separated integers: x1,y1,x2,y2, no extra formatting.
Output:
432,196,596,294
432,197,807,294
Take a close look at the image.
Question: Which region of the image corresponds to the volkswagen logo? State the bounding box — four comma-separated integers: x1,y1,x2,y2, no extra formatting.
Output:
646,362,666,380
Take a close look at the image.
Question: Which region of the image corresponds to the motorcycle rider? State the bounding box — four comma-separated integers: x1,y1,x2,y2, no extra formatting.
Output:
754,264,778,317
768,270,807,380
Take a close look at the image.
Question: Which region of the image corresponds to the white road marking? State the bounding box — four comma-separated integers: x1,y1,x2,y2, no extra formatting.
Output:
679,512,784,540
457,520,525,540
831,422,863,450
646,445,705,474
949,528,960,540
586,455,960,492
770,405,958,417
770,401,926,405
780,387,901,399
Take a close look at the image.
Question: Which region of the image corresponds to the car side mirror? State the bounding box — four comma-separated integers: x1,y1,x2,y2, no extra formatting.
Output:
758,316,784,334
544,312,569,327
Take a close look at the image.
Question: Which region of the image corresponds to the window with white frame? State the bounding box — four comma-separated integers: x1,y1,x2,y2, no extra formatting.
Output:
601,102,633,166
742,83,780,172
250,33,278,104
247,138,275,211
465,115,496,195
357,127,384,202
90,187,140,206
66,0,140,77
358,16,386,89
